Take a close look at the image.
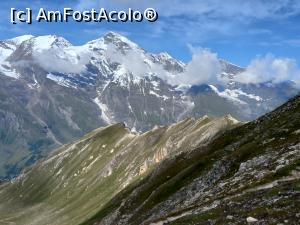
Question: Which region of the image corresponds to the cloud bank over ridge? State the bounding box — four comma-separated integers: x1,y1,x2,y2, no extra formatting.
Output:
235,54,300,87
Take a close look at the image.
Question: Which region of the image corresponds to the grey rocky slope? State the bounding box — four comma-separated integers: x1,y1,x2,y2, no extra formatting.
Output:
83,94,300,225
0,32,298,179
0,115,239,225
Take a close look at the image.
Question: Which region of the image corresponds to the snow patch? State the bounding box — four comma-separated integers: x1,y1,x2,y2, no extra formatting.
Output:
210,85,262,104
93,97,114,124
0,44,20,79
0,62,20,79
149,90,160,98
47,73,71,88
149,90,170,100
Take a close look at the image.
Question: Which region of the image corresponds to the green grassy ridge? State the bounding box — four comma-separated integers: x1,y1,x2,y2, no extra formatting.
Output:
0,115,236,225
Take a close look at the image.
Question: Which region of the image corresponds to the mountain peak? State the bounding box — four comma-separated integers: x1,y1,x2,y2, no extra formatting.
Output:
28,35,72,51
86,32,139,51
104,31,122,38
157,52,173,60
103,31,139,49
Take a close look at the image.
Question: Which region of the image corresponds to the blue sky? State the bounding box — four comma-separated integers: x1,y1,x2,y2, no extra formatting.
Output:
1,0,300,67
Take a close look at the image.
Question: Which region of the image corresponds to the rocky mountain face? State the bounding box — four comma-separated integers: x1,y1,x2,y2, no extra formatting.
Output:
0,115,239,225
82,94,300,225
0,32,298,179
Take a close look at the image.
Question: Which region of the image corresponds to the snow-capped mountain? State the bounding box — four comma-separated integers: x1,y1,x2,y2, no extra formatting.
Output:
0,32,298,179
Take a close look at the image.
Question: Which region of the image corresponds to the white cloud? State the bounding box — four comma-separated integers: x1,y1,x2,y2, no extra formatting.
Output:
103,39,222,86
106,44,147,77
235,54,300,86
33,48,91,74
169,47,221,86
